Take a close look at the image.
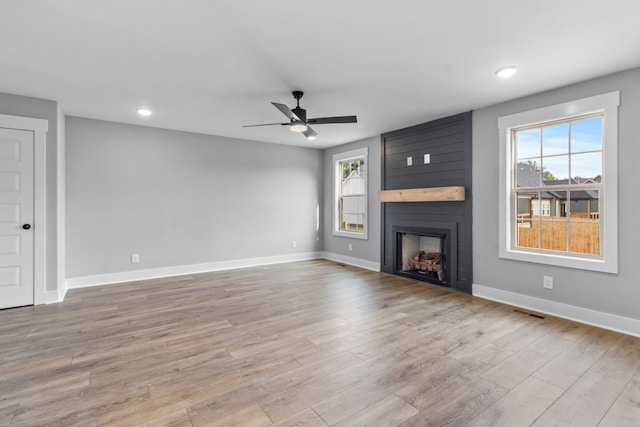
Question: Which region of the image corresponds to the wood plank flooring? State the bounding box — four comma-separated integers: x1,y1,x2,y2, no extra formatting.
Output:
1,259,639,426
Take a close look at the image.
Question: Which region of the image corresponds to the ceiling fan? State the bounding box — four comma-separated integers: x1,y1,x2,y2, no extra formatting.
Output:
243,91,357,140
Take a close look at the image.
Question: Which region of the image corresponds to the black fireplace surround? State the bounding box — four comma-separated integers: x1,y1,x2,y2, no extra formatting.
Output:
380,112,472,293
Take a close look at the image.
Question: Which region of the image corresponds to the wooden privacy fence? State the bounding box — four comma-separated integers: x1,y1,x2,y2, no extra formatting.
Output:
517,216,599,255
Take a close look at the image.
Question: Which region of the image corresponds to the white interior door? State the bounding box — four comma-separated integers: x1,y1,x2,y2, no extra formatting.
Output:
0,128,34,308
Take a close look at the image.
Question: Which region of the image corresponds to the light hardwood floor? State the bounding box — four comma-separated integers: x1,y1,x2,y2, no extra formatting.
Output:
1,259,639,426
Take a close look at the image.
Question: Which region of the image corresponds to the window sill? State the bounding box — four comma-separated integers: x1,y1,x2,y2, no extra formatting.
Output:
333,230,368,240
499,247,617,274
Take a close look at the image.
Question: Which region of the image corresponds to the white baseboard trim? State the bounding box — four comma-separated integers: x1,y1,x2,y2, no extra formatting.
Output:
320,252,380,272
43,289,65,304
66,252,322,289
58,286,68,302
473,284,640,338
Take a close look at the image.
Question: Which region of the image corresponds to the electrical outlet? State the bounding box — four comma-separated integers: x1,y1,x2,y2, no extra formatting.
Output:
407,156,412,166
543,276,553,289
348,243,353,251
292,240,297,249
131,254,140,264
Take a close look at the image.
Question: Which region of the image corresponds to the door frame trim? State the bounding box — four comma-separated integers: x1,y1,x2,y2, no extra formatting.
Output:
0,114,48,305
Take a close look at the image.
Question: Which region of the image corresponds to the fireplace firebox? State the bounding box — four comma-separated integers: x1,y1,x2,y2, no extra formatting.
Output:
393,226,452,287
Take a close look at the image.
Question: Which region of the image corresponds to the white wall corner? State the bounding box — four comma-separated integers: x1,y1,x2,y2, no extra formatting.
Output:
473,283,640,338
56,103,66,303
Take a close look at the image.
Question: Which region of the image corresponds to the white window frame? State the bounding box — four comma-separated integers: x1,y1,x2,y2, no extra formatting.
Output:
498,91,619,273
333,147,368,240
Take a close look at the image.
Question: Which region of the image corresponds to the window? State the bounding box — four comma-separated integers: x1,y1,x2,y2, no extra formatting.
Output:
514,114,603,254
498,92,619,273
333,147,368,239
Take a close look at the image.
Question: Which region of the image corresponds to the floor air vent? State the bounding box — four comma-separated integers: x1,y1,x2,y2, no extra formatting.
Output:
513,308,546,319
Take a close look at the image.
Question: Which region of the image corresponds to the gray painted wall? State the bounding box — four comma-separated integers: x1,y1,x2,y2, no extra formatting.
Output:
473,67,640,320
65,117,323,278
0,92,60,292
322,136,381,265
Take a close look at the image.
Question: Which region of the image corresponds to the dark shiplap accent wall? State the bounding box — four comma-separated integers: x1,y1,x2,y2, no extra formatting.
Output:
381,112,473,293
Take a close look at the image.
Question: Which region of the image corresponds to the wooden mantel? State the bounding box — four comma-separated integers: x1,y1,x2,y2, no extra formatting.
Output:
377,186,465,202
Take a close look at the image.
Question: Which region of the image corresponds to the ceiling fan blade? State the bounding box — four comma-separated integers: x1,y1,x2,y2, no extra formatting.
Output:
303,126,318,140
272,102,302,121
307,115,357,125
242,122,288,128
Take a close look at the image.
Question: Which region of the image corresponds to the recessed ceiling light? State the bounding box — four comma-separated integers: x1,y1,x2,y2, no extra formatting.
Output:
137,108,152,117
495,66,518,78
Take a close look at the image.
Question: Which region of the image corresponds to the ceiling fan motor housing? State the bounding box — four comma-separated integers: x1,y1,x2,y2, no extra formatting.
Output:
292,107,306,123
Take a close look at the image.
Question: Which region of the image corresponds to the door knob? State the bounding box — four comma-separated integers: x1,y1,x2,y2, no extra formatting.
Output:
22,224,31,230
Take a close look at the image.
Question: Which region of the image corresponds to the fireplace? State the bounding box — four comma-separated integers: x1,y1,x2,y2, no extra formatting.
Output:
394,226,452,287
381,111,472,293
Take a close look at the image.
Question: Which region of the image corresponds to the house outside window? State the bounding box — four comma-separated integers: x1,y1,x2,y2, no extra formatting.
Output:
498,92,619,273
514,114,602,254
333,147,368,239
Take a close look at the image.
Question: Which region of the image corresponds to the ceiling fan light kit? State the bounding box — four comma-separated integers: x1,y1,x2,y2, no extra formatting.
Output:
289,122,308,132
243,91,357,140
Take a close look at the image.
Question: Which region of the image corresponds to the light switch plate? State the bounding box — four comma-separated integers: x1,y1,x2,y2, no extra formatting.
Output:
424,154,431,164
407,156,413,166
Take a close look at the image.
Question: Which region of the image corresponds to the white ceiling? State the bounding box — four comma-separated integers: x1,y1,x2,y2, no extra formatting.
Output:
2,1,639,149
